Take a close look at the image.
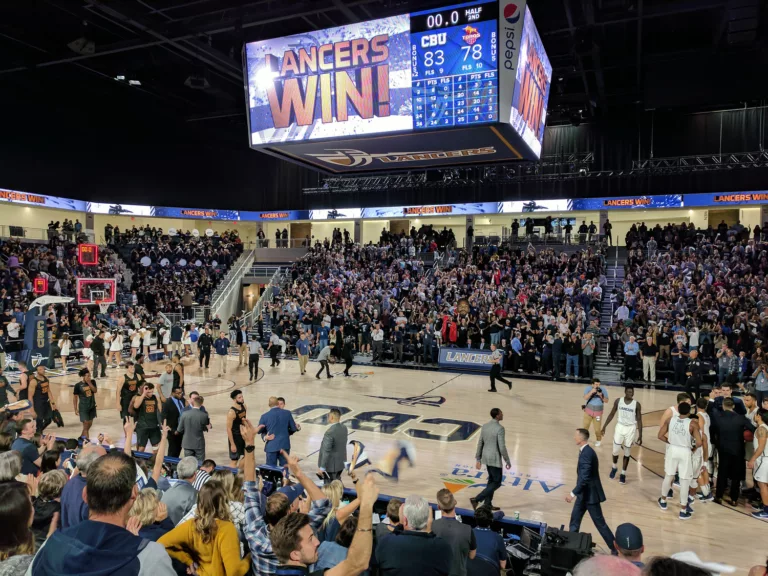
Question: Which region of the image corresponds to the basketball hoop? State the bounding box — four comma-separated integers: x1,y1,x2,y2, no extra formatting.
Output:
95,300,110,314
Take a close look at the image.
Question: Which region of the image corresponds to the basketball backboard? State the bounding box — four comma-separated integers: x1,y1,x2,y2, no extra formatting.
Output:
76,278,117,306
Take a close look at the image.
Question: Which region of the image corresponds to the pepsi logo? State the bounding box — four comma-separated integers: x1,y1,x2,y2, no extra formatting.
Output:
504,3,521,24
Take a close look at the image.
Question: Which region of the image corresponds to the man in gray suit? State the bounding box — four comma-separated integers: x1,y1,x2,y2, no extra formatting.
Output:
161,456,199,524
177,393,210,461
470,408,511,512
317,408,348,484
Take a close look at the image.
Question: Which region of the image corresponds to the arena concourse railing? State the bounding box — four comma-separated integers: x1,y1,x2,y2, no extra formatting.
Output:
244,266,283,327
0,225,96,244
256,238,312,249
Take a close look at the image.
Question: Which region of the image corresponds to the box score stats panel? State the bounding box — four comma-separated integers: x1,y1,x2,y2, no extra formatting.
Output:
411,1,498,129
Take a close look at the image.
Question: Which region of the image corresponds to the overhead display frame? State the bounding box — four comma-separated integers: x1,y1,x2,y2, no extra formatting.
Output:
243,0,552,174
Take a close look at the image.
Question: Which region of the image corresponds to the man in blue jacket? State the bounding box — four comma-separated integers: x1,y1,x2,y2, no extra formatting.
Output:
258,395,298,466
213,331,230,377
565,428,615,551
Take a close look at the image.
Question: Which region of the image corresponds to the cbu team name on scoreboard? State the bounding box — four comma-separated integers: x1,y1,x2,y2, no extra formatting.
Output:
265,37,391,129
404,205,455,215
0,190,46,204
714,193,768,203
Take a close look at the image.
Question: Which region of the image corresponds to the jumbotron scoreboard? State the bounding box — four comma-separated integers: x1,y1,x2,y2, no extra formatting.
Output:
243,0,551,173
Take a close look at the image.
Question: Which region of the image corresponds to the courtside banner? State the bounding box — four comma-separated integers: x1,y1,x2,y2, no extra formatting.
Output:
439,347,501,373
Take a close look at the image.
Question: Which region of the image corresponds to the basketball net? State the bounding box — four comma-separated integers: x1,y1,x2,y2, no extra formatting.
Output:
95,300,110,314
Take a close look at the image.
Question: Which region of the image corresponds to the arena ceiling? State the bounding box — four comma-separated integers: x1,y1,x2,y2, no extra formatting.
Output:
0,0,766,207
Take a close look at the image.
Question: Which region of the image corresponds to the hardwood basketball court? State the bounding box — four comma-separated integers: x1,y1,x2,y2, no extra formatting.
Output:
39,355,767,572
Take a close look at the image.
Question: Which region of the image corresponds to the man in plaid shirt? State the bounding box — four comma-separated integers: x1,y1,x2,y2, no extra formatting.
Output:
241,419,330,575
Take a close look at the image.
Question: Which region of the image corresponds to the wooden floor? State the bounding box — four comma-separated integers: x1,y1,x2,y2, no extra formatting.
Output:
40,355,767,572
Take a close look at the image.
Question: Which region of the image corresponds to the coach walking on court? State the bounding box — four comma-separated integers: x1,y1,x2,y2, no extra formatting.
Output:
566,428,615,551
471,408,510,511
318,408,348,484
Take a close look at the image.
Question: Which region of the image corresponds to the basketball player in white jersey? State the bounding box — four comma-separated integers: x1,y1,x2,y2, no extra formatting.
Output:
603,386,643,484
657,393,692,498
658,402,702,520
747,409,768,519
692,397,713,503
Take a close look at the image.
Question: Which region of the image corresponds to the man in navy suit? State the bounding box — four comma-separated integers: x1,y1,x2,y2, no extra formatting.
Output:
565,428,615,551
258,395,298,466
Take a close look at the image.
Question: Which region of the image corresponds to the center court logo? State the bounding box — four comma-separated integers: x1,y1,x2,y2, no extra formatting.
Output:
504,3,521,24
441,463,564,494
307,147,497,168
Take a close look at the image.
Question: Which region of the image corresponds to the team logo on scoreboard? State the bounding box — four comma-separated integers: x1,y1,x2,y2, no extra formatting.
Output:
307,147,497,168
462,26,481,45
503,3,521,24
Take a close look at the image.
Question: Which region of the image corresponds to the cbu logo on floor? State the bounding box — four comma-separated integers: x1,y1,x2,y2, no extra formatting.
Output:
292,405,480,442
441,463,565,494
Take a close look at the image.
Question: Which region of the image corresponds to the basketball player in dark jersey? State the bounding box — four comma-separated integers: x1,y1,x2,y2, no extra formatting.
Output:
226,389,247,467
16,361,30,401
131,382,161,452
117,362,143,421
172,354,185,396
73,368,97,440
28,364,56,432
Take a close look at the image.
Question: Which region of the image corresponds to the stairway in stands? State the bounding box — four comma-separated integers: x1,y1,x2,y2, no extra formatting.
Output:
594,255,626,383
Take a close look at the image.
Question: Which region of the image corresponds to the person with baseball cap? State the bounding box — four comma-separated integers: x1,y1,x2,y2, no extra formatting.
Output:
614,523,644,568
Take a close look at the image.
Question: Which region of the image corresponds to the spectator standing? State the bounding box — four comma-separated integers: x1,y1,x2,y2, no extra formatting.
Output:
170,323,183,357
214,331,230,377
159,480,250,576
470,408,510,512
161,456,200,525
565,334,581,379
372,323,384,362
296,332,310,376
268,331,282,367
685,350,704,401
31,469,66,546
376,495,452,576
581,333,596,379
11,420,55,475
582,379,608,447
623,336,639,380
30,452,176,576
248,334,264,382
59,444,106,529
236,321,249,368
90,330,107,378
640,336,658,383
431,489,476,576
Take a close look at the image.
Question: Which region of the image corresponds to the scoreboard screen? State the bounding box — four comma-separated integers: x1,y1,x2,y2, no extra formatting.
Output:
243,0,550,170
78,243,99,266
244,0,498,145
410,1,498,129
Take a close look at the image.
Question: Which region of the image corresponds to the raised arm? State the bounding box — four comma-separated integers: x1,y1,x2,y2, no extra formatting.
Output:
283,450,325,502
326,474,378,576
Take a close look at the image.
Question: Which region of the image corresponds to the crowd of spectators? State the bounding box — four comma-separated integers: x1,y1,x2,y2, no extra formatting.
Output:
261,237,607,379
108,226,243,315
0,409,761,576
606,220,768,402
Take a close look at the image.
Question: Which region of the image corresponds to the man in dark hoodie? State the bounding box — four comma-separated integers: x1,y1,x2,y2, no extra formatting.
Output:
30,451,175,576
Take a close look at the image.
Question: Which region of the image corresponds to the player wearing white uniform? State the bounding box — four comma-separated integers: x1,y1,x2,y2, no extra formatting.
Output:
692,397,713,503
747,409,768,519
603,386,643,484
658,402,702,520
657,393,692,498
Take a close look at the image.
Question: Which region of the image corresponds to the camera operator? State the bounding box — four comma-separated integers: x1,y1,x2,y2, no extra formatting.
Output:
752,362,768,408
582,378,609,447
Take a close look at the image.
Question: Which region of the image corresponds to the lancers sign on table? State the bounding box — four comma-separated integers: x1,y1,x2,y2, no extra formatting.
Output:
439,347,501,373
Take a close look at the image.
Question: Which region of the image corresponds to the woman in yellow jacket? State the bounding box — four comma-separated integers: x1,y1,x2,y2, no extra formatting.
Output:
159,480,250,576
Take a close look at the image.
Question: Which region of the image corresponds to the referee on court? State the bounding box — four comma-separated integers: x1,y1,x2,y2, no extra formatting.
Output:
489,343,513,392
